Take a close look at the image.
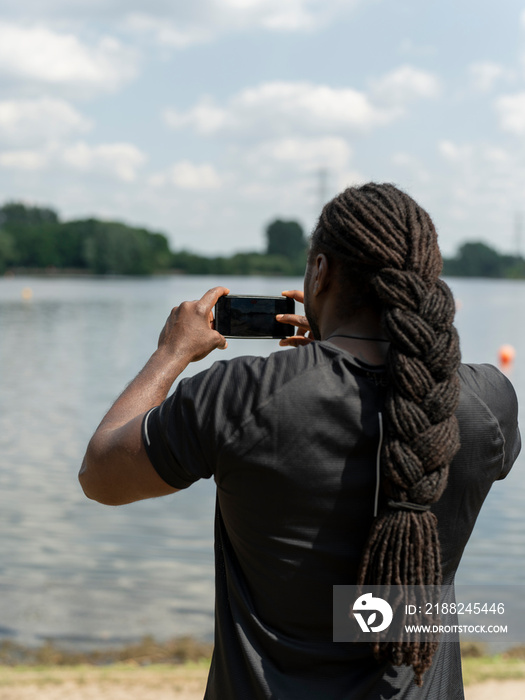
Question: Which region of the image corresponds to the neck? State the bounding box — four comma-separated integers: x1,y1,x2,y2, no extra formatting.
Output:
322,320,389,365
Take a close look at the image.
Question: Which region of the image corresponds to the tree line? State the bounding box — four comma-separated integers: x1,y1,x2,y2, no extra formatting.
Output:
442,241,525,278
1,201,524,278
0,203,307,276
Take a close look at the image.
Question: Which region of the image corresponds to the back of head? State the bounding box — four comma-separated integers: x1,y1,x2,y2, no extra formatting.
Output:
312,183,461,684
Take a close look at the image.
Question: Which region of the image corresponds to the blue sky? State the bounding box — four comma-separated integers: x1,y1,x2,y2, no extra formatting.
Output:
2,0,525,256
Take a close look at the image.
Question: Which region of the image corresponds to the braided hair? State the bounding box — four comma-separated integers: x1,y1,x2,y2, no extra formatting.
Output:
312,183,461,685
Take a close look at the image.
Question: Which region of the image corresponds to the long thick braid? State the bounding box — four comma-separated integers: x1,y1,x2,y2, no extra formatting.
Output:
313,183,461,686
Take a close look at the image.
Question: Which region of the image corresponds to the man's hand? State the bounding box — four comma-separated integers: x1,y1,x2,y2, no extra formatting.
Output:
158,286,229,363
276,290,314,347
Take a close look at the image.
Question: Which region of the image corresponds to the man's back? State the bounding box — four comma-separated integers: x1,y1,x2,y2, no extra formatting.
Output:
80,184,523,699
143,342,520,699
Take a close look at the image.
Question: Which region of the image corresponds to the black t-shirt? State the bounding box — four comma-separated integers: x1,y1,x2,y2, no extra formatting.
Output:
142,341,521,700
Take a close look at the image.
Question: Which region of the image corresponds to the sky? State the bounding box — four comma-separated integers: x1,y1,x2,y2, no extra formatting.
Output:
2,1,525,256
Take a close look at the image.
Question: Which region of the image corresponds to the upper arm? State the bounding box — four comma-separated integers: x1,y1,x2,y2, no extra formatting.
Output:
79,412,179,505
459,363,521,480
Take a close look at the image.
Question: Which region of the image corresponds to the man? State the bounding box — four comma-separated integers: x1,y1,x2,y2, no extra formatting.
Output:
80,183,520,699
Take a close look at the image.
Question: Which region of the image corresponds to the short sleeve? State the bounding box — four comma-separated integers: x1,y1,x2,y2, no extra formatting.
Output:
488,368,521,479
141,355,269,489
461,363,521,480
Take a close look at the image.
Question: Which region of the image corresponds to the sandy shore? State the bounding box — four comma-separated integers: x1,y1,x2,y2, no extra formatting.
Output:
0,666,207,700
465,680,525,700
1,666,525,700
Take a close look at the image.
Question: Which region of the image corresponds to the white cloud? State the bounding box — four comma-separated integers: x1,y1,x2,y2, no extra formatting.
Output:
164,69,440,141
0,149,48,171
248,136,352,171
1,0,355,31
151,161,222,189
0,98,91,146
165,81,398,138
235,82,392,130
438,140,473,162
398,39,436,57
371,65,440,105
0,140,147,181
482,147,511,164
336,169,367,193
0,22,137,96
62,142,146,181
124,13,211,48
495,92,525,135
391,152,431,183
468,62,507,92
237,0,323,31
164,100,230,134
223,0,358,32
435,137,525,252
123,0,358,46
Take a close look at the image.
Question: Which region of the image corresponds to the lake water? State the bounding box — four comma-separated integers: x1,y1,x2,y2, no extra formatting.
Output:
0,275,524,650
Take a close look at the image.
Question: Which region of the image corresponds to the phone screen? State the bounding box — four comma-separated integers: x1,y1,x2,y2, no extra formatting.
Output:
215,295,295,338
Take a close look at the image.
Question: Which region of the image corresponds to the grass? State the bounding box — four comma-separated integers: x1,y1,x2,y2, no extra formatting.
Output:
1,638,525,689
462,655,525,685
460,642,525,685
0,637,212,692
0,635,212,667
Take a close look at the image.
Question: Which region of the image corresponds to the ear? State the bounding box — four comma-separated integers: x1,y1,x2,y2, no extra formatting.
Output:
313,253,330,296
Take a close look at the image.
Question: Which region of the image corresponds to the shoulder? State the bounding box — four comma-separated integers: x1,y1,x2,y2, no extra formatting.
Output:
458,362,516,397
457,363,519,423
180,343,323,402
174,343,348,427
456,363,520,479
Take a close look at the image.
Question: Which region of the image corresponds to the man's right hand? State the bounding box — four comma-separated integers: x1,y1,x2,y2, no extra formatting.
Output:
157,286,229,363
277,290,314,347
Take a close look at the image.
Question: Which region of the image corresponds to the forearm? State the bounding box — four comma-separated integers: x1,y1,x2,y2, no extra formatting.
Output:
96,346,190,432
79,286,228,505
79,349,189,504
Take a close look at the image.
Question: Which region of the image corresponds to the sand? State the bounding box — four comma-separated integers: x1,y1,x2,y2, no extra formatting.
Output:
465,680,525,700
1,666,524,699
0,666,207,700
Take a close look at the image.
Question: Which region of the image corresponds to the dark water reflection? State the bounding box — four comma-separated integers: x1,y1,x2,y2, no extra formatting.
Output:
0,275,523,648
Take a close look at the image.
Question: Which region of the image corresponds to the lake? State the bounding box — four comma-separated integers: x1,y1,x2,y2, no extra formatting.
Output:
0,275,523,649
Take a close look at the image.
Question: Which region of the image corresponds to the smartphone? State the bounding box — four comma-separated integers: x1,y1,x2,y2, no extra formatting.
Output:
215,295,295,339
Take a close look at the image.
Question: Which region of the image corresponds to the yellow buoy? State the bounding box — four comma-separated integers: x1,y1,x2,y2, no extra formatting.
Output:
21,287,33,300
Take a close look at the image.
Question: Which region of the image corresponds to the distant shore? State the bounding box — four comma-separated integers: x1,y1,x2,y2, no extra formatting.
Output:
2,268,184,278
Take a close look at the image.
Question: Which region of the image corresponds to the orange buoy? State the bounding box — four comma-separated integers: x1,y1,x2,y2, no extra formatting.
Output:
21,287,33,300
498,344,516,367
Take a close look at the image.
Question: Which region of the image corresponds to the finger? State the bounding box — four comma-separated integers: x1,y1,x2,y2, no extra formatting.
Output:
279,336,313,347
215,332,228,350
281,289,304,303
198,286,230,314
276,313,309,327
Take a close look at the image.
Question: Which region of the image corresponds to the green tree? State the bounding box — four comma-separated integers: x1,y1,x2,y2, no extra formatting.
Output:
171,250,216,274
443,242,503,277
83,221,171,275
265,219,306,260
0,230,15,273
0,202,59,227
